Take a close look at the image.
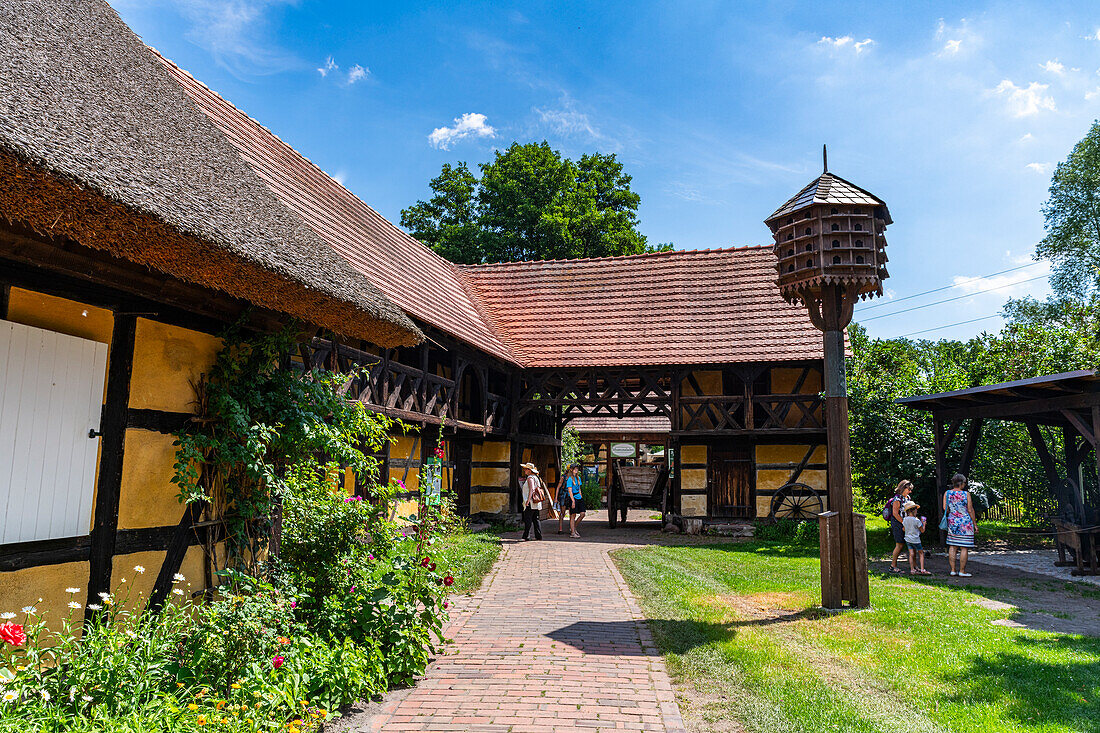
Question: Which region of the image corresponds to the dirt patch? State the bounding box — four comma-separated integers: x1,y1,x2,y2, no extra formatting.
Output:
870,554,1100,637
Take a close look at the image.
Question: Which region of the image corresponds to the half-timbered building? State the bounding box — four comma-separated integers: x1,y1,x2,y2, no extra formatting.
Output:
2,0,833,620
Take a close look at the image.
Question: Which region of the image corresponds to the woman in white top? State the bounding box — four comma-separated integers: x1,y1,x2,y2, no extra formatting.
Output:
520,462,544,541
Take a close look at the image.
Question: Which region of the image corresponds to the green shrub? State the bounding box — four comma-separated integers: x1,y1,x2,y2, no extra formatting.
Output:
752,519,818,545
581,477,603,510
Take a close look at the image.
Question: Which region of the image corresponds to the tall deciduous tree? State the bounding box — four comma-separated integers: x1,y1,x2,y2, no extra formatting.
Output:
401,142,669,263
1036,120,1100,297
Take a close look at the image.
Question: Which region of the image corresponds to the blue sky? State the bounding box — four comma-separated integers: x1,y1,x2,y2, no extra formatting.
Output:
111,1,1100,341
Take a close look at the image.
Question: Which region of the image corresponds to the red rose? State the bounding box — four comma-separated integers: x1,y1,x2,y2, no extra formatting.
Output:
0,622,26,647
420,557,431,568
443,576,454,587
429,563,436,572
272,655,284,669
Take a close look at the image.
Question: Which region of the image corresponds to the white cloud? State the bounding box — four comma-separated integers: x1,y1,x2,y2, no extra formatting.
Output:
534,103,601,141
942,39,962,54
166,0,297,77
1018,132,1033,142
1087,29,1100,41
818,35,875,54
331,170,348,186
347,64,369,84
428,113,496,149
1025,162,1050,173
951,266,1049,298
1040,59,1065,75
1086,87,1100,101
990,80,1056,117
318,56,337,77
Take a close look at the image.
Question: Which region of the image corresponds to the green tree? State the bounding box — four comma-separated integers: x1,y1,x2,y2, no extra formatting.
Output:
401,141,664,263
1036,120,1100,297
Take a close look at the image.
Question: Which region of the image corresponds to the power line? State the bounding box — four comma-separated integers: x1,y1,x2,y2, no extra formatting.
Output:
859,273,1049,322
896,314,1003,339
855,261,1044,312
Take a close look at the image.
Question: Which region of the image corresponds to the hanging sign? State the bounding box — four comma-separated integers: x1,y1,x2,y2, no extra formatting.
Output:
610,443,637,458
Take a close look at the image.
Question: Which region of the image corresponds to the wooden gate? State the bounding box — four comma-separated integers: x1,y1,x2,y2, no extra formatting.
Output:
452,440,472,517
709,445,754,518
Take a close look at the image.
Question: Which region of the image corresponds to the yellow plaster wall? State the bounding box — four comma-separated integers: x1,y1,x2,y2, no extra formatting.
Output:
756,444,826,464
0,562,89,626
473,441,509,462
772,367,822,394
681,469,708,491
390,435,421,492
111,550,166,605
681,494,707,517
686,371,722,395
6,288,113,346
117,429,186,529
129,318,222,413
473,467,509,487
756,468,826,493
393,500,419,521
471,492,509,514
680,445,708,464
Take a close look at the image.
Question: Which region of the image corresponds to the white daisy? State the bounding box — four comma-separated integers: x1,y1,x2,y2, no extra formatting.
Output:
0,613,15,620
133,565,145,574
40,690,50,701
171,589,185,596
173,573,186,582
64,587,79,594
119,578,126,583
2,691,17,703
98,592,111,602
86,604,102,611
22,607,36,614
67,601,81,610
81,695,92,703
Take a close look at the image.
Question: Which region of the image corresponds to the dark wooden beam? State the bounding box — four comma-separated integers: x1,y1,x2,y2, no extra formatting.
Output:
937,391,1100,421
127,408,194,434
1026,422,1061,486
958,418,984,477
147,500,207,611
933,416,947,543
1060,409,1097,448
85,314,136,624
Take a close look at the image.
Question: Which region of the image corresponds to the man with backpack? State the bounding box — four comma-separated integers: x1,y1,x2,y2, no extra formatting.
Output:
520,462,545,541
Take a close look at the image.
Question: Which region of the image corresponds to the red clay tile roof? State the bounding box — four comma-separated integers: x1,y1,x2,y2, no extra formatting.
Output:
154,52,822,369
568,415,671,434
155,53,516,365
458,247,823,368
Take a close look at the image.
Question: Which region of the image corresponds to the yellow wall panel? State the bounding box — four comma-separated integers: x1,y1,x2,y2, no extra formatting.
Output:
471,492,509,514
129,318,222,412
472,467,509,487
0,562,89,627
681,494,707,517
393,500,419,521
755,444,826,464
117,429,185,529
800,469,827,492
681,468,707,491
756,496,774,517
473,441,510,462
7,288,113,346
756,469,794,492
680,445,708,464
772,367,822,394
111,551,166,607
177,546,207,596
686,371,722,395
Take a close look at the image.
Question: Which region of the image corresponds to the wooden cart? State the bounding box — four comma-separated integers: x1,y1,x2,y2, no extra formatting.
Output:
608,464,670,528
1053,518,1100,576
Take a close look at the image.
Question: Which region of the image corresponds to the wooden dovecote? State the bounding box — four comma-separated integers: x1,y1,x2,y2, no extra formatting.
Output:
764,155,891,306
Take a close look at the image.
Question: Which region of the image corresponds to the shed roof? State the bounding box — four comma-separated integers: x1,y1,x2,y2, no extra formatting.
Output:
458,247,823,367
897,370,1100,427
766,172,892,225
0,0,419,347
568,415,671,436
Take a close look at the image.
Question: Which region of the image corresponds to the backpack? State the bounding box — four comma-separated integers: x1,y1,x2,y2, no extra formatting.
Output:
881,496,898,522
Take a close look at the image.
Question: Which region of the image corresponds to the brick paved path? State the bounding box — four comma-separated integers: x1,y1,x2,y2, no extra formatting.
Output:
361,516,686,732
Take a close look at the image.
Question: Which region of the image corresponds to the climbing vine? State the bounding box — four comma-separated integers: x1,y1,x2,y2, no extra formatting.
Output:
171,322,396,572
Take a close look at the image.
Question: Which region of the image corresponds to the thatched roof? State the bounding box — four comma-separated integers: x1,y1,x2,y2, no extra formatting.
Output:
0,0,420,347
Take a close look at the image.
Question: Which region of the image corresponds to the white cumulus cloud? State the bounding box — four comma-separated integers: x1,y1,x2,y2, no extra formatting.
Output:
1025,162,1050,173
318,56,337,77
991,80,1056,117
942,39,962,54
1040,59,1065,75
428,113,496,149
818,35,874,53
347,64,369,84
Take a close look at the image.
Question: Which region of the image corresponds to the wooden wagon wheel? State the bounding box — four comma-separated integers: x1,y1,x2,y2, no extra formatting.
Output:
769,482,825,520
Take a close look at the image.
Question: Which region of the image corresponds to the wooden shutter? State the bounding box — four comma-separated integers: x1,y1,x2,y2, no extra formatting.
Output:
0,320,108,543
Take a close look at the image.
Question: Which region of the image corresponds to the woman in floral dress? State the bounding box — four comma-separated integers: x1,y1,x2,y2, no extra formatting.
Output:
943,473,977,577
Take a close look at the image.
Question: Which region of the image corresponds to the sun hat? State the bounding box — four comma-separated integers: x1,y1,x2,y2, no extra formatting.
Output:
520,462,539,474
902,500,920,512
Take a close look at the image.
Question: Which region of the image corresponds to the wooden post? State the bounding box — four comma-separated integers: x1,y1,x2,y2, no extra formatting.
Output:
933,415,947,544
818,511,841,609
86,314,136,624
851,512,870,608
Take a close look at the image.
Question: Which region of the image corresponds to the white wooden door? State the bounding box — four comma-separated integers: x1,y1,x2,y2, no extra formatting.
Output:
0,320,108,544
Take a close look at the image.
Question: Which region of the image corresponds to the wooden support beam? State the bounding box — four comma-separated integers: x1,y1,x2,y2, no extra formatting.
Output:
1061,409,1097,448
958,418,984,477
933,415,947,543
85,314,136,624
1026,423,1061,486
147,500,207,611
937,391,1100,421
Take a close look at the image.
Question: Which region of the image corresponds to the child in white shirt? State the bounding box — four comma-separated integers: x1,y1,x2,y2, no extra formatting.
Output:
901,500,930,575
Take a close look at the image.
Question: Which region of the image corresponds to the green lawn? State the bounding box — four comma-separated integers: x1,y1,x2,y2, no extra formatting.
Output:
434,528,503,594
613,537,1100,733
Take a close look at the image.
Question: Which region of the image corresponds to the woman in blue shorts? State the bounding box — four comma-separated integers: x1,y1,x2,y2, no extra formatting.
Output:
565,464,586,538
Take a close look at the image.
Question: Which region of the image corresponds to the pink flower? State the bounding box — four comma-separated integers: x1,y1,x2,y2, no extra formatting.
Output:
394,479,406,490
272,655,284,669
443,601,450,610
367,554,374,561
0,622,26,647
290,601,297,609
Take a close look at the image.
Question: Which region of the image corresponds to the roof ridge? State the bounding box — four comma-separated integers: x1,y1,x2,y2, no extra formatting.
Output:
456,244,769,269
